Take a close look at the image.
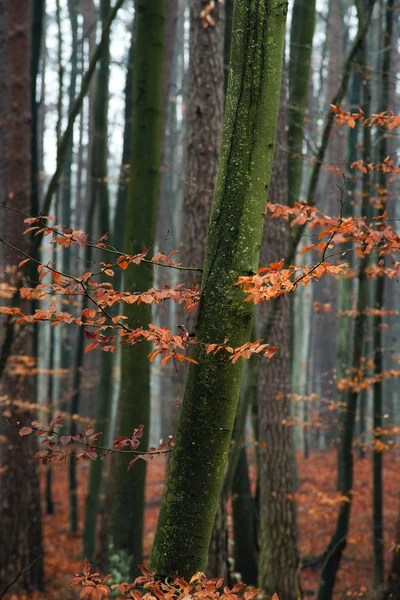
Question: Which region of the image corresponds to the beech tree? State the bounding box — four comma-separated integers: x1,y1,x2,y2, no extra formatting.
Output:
149,0,287,578
108,0,166,578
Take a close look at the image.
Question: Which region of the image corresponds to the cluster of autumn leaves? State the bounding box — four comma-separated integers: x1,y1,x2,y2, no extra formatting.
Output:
71,560,272,600
1,162,399,368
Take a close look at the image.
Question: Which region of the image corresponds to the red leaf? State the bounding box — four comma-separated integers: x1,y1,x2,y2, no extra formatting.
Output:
19,427,33,436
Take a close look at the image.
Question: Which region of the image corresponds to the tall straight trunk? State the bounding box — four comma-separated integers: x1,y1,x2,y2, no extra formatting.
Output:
29,0,45,414
311,0,343,449
83,0,112,561
68,197,96,533
258,83,300,600
373,0,394,588
286,0,316,453
149,0,287,579
46,0,63,516
60,0,80,411
62,0,79,254
316,64,372,600
0,0,44,591
30,0,45,218
108,0,166,580
91,23,134,570
178,0,225,578
181,0,224,293
287,0,316,206
337,60,362,457
157,2,181,444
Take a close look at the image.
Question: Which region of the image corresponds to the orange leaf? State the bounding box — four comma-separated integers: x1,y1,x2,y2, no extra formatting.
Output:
19,427,33,436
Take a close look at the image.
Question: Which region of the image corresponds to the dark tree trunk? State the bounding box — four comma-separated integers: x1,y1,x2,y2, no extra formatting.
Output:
0,0,44,591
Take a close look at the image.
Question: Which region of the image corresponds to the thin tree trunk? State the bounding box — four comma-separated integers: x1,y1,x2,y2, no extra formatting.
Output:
82,0,112,561
149,0,287,579
372,0,394,588
154,0,179,444
91,19,134,568
46,0,63,516
59,0,80,412
108,0,166,580
287,0,316,206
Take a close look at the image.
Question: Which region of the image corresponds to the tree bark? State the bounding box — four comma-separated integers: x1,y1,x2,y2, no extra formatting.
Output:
149,0,287,579
258,83,300,600
178,0,226,578
108,0,166,580
0,0,44,591
287,0,316,206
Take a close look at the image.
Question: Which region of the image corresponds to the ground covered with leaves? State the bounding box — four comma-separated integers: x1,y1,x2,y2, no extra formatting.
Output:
5,450,399,600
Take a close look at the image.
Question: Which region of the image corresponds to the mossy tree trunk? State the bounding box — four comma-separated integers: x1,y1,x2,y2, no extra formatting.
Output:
149,0,287,579
178,0,226,579
108,0,165,580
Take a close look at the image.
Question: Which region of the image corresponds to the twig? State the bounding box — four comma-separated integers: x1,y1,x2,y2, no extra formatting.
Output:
0,555,42,598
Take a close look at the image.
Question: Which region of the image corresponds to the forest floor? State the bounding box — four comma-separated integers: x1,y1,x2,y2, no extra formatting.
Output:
5,450,399,600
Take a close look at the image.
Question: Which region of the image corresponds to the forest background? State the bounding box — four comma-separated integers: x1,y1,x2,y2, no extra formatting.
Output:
0,1,400,600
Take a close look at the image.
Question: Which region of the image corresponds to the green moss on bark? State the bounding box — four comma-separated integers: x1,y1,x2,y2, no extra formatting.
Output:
149,0,287,579
108,0,165,576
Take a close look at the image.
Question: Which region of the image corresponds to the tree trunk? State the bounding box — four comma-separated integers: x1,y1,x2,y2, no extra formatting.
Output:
0,0,44,591
60,0,80,413
83,0,112,561
149,0,287,579
258,83,300,600
372,0,394,589
287,0,316,206
179,0,226,578
154,0,179,444
108,0,166,580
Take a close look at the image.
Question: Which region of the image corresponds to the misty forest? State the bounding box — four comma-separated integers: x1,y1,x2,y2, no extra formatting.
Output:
1,1,400,599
